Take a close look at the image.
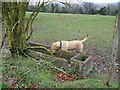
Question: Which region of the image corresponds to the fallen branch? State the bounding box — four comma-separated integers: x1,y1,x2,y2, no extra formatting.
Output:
19,48,69,76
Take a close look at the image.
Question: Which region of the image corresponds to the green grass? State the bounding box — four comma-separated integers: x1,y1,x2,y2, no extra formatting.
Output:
57,78,118,88
2,56,56,88
2,56,118,88
26,12,116,58
1,12,117,88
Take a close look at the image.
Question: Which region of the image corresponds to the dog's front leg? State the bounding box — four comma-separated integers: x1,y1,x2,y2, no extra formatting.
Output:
61,47,69,52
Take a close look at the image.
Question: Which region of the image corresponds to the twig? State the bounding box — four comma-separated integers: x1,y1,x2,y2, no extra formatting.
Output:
18,70,30,85
2,20,9,29
48,64,69,75
26,1,45,41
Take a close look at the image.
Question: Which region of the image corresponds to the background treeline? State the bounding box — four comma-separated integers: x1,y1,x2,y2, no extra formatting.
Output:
26,2,118,16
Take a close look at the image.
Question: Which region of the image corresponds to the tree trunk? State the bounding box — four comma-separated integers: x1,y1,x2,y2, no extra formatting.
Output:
2,2,28,56
2,1,44,56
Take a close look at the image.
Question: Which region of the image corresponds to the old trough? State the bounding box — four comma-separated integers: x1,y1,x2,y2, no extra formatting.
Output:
25,42,93,76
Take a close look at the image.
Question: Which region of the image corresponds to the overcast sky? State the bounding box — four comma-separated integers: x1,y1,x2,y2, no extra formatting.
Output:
31,0,119,3
29,0,119,5
81,0,119,3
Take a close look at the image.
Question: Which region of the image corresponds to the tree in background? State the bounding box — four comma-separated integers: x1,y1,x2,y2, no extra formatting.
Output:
77,0,97,15
70,4,83,14
107,6,110,15
98,7,107,15
31,0,118,16
108,5,118,16
42,3,51,13
51,3,56,13
1,1,45,56
82,2,96,14
51,3,60,13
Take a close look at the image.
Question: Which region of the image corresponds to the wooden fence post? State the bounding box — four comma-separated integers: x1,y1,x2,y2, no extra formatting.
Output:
110,2,120,84
118,3,120,67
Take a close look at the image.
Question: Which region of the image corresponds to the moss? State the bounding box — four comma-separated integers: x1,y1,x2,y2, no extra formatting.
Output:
28,44,75,60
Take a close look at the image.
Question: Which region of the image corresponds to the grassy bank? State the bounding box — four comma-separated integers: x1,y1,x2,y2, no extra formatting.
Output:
26,12,116,59
2,56,118,88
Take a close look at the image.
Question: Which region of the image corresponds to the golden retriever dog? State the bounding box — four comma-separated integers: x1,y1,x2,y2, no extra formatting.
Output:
51,35,88,54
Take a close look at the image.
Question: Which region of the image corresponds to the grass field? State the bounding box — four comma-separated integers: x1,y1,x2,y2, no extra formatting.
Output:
26,12,116,59
2,12,118,88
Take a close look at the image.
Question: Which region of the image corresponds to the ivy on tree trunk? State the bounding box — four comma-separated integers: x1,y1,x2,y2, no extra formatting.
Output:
1,1,45,56
2,2,28,56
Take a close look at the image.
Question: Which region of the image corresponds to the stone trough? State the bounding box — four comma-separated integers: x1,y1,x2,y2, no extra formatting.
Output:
25,42,93,76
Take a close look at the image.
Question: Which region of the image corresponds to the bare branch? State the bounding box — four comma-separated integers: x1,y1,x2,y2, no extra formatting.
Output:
26,0,49,41
77,0,84,5
25,1,41,41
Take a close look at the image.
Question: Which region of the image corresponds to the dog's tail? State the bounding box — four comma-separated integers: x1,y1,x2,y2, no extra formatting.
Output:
81,34,88,42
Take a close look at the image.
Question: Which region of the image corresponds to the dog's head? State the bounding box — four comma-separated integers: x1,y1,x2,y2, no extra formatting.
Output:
51,42,60,53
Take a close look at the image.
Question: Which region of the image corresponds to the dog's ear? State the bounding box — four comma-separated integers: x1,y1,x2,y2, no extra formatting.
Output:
51,43,55,47
51,43,58,49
